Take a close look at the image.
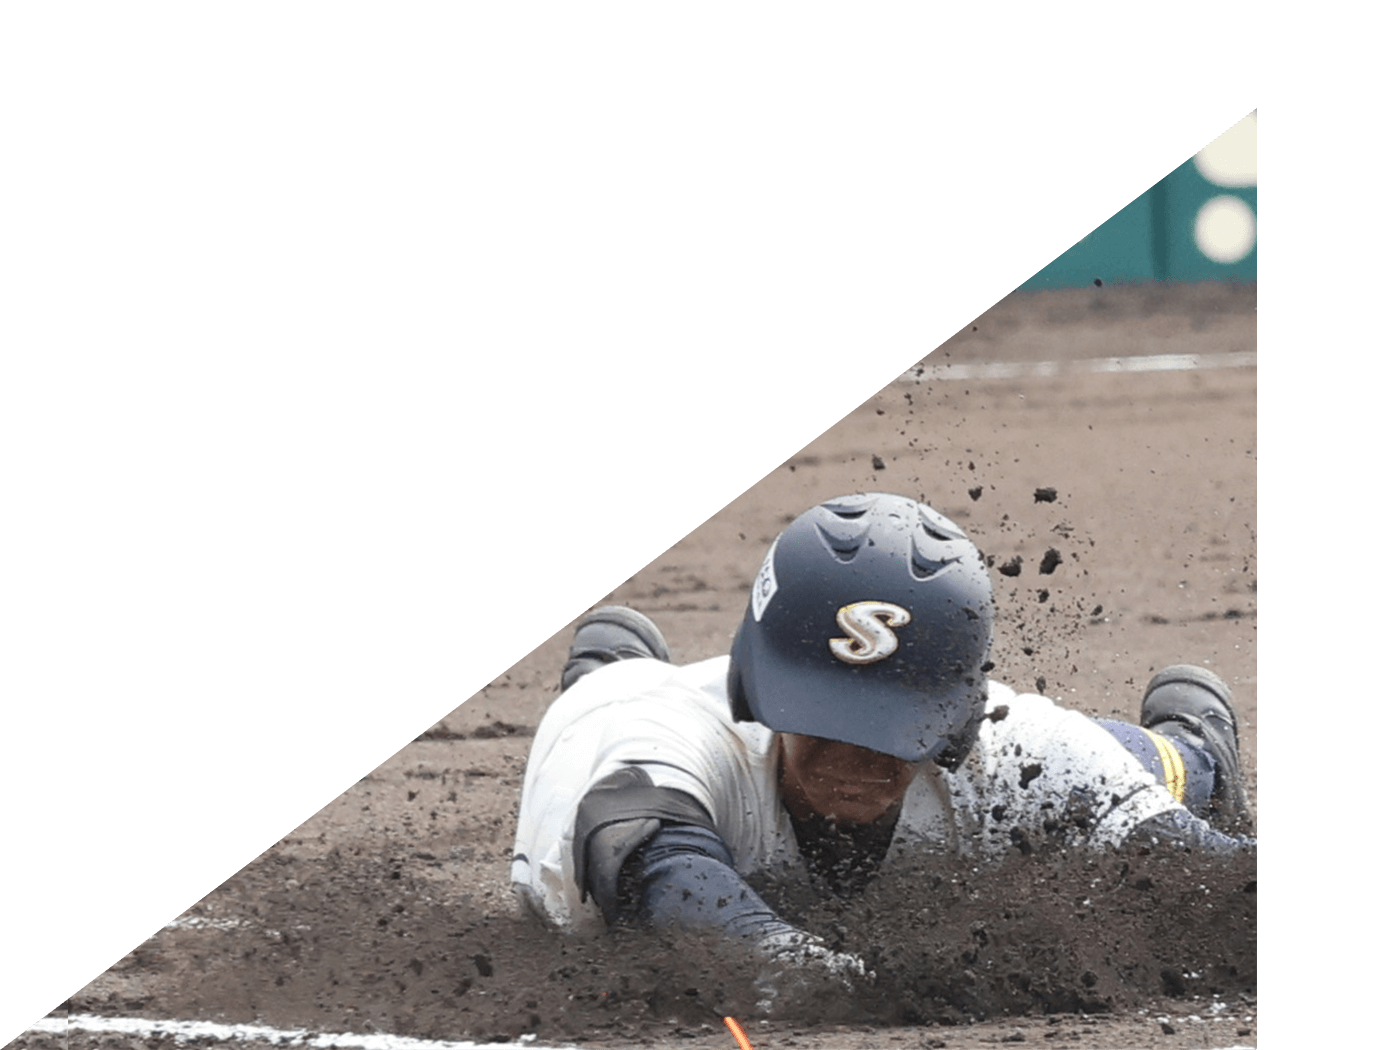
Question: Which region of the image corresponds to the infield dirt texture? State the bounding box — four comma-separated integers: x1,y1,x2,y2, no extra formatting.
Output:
16,283,1257,1050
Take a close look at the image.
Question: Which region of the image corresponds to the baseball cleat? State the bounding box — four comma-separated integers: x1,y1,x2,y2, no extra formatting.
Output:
1140,664,1253,834
560,605,673,692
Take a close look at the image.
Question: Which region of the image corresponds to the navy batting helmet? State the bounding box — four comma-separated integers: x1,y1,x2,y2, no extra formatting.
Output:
728,493,994,767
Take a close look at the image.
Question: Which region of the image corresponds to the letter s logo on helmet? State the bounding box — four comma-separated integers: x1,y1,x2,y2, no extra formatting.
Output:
829,601,912,664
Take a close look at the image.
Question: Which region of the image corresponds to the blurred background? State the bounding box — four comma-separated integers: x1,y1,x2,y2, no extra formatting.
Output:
1021,111,1256,289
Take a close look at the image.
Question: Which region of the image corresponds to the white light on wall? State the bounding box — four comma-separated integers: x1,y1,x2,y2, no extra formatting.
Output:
1194,194,1256,264
1194,112,1257,188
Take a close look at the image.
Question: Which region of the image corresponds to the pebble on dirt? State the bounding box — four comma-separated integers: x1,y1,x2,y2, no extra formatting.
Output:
1039,548,1062,575
1034,487,1058,503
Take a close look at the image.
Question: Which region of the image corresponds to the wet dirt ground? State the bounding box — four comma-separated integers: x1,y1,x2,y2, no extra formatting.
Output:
16,283,1257,1050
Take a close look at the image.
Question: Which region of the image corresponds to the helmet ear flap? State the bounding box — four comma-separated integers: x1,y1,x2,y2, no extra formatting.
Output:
932,706,986,771
727,631,756,722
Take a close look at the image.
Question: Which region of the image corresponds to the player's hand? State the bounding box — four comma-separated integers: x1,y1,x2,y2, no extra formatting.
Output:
750,929,873,1017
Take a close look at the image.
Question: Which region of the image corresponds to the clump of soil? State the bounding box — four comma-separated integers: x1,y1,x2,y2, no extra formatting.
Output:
995,556,1023,578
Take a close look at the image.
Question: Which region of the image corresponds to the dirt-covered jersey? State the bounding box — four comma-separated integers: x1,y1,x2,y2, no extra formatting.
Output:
510,655,1181,932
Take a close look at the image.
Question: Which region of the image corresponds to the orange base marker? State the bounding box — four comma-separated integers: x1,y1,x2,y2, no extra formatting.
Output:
723,1015,755,1050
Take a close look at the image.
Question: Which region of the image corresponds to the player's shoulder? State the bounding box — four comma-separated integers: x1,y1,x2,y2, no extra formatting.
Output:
536,654,731,732
976,681,1097,748
667,653,732,695
983,680,1078,718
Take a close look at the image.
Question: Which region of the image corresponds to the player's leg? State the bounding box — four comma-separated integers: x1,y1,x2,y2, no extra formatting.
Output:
1096,716,1217,815
1097,664,1251,834
1140,665,1251,833
559,606,673,691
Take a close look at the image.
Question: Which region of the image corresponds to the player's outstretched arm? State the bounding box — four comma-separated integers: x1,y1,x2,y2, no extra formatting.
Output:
586,816,871,1013
571,765,870,1013
615,820,798,937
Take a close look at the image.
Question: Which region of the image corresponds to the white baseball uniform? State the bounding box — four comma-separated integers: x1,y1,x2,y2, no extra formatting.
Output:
511,654,1182,932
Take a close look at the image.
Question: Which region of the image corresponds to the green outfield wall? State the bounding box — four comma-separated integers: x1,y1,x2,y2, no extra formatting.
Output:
1021,113,1256,290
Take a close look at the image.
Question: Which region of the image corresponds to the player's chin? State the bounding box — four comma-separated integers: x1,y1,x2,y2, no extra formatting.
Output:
817,790,901,825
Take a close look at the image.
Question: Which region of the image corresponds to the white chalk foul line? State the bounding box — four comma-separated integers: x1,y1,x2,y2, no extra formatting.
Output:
22,1016,1257,1050
26,1013,557,1050
900,351,1256,382
21,1019,1254,1050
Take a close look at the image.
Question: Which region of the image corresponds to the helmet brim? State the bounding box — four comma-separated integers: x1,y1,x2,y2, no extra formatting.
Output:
734,608,989,763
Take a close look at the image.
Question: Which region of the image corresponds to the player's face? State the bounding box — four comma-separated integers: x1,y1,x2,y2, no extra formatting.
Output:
777,732,915,825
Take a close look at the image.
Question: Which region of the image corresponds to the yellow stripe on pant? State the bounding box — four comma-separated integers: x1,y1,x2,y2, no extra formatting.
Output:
1142,728,1187,803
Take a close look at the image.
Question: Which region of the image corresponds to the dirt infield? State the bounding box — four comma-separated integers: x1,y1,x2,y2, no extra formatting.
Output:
17,283,1256,1050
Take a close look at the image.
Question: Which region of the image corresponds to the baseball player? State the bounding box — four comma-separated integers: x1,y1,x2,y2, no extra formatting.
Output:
510,493,1253,1007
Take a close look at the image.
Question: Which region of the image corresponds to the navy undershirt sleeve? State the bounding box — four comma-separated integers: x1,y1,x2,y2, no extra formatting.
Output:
572,765,800,939
617,820,799,941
